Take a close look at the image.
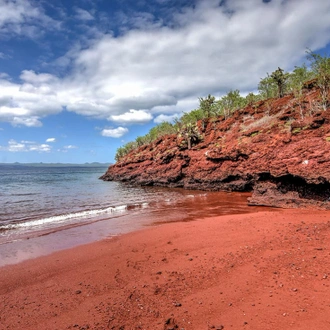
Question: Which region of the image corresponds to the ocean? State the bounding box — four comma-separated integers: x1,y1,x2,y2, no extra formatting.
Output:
0,164,264,266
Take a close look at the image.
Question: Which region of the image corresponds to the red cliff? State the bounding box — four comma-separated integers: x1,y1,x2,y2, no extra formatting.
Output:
101,87,330,209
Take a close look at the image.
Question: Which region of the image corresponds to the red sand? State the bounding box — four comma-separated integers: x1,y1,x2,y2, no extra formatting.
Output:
1,209,330,329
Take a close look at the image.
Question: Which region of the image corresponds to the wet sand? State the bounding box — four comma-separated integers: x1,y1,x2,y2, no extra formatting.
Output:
1,209,330,329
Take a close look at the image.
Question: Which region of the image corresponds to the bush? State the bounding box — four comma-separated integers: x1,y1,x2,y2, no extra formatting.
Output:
115,121,176,161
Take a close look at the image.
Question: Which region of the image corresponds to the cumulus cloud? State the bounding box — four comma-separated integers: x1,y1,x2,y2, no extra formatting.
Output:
20,70,58,85
0,73,62,126
1,0,330,127
0,139,51,152
29,144,51,152
101,127,129,138
11,116,43,127
154,113,179,124
111,110,153,124
46,138,56,143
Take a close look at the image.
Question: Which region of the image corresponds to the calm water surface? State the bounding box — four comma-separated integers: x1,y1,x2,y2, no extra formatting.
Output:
0,164,267,266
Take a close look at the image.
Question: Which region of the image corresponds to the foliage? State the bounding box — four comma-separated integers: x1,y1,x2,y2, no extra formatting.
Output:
179,108,204,126
148,121,177,140
258,67,290,99
245,92,261,105
270,67,289,98
115,121,176,161
199,94,217,118
178,122,202,149
306,49,330,110
216,90,247,118
287,64,314,118
258,74,278,99
288,64,314,93
115,141,138,162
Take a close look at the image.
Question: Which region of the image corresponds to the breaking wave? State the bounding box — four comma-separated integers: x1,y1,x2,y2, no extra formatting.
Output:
0,202,149,231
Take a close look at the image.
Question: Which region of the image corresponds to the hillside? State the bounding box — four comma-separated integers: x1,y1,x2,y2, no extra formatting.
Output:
101,85,330,209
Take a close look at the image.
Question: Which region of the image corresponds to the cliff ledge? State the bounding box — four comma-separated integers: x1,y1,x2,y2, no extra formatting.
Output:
101,87,330,209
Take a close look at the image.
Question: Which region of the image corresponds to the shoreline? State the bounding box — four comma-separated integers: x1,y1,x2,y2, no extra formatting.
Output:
0,190,263,267
1,209,330,329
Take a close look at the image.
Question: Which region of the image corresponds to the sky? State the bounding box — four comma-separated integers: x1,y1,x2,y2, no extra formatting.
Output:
1,0,330,164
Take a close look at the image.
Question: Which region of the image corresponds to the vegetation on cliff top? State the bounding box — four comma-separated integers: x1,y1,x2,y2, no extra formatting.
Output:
115,50,330,162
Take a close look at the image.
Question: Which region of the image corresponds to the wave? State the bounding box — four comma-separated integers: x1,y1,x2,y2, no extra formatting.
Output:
7,199,36,204
10,193,41,197
0,202,150,231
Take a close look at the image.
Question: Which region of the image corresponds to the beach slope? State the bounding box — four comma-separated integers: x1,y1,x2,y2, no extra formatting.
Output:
1,210,330,329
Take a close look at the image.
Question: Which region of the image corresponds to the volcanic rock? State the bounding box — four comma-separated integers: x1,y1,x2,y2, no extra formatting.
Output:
101,87,330,209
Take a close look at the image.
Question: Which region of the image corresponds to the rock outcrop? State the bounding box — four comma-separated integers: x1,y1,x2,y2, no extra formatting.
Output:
101,86,330,209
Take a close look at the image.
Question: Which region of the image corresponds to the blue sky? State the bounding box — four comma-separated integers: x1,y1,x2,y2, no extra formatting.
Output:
1,0,330,164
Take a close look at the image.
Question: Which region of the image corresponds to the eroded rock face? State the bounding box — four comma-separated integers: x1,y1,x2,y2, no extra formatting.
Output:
101,88,330,209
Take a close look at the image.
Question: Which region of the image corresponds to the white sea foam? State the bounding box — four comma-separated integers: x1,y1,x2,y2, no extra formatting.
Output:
1,203,148,230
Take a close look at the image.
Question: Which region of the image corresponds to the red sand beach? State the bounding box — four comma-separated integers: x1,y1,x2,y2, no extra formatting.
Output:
1,209,330,329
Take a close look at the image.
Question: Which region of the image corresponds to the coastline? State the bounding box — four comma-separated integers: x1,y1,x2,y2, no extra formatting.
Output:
0,190,262,267
1,209,330,329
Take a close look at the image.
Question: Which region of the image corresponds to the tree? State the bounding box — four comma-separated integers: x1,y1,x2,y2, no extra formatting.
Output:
216,90,246,118
179,108,204,126
245,92,260,106
287,64,314,118
258,74,278,99
306,49,330,110
199,94,216,118
270,67,289,98
288,64,313,92
179,123,202,149
148,121,176,141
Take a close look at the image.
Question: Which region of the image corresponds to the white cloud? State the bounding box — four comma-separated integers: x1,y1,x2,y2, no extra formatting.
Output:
64,145,78,149
0,139,51,152
154,113,179,124
75,8,94,21
0,72,9,79
111,110,153,124
1,0,330,128
59,145,78,153
46,138,56,143
0,73,62,126
20,70,58,85
101,127,129,138
0,0,61,38
21,140,35,144
29,144,51,152
7,139,25,152
11,116,43,127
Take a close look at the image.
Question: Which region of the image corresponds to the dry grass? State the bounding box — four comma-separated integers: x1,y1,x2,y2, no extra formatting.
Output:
240,114,275,132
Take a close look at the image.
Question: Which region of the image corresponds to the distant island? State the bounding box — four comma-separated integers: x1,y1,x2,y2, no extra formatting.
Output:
0,162,110,167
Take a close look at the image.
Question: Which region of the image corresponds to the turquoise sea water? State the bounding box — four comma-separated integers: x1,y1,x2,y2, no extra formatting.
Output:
0,164,264,266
